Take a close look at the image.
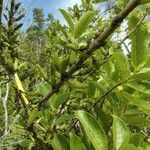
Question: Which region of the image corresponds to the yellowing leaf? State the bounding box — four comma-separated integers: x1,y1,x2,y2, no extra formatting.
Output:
14,73,29,105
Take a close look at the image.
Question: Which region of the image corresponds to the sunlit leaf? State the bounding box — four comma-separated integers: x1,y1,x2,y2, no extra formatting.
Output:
76,110,108,150
112,115,130,150
74,11,95,38
128,16,149,69
113,51,130,80
59,9,74,32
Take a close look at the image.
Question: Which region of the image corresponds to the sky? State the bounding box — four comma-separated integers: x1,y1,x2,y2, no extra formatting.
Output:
21,0,81,28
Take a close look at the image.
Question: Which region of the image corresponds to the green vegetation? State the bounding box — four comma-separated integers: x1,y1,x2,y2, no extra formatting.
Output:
0,0,150,149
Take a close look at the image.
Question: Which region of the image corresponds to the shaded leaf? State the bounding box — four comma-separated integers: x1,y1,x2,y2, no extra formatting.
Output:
54,114,72,125
52,133,70,150
122,92,150,115
50,93,70,110
126,82,150,95
69,133,86,150
87,81,97,98
129,133,144,147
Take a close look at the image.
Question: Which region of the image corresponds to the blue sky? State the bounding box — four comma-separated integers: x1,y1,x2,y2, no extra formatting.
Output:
21,0,81,28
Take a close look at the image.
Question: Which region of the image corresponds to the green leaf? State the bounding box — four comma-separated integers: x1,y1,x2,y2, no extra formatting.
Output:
126,82,150,95
133,68,150,81
59,56,70,73
27,108,38,128
38,83,51,95
54,114,72,125
122,92,150,115
139,0,150,4
112,115,130,150
37,64,47,80
113,51,130,80
141,143,150,150
69,133,86,150
87,81,97,98
76,110,108,150
128,16,149,69
93,0,107,3
74,11,95,38
123,107,150,128
14,13,25,22
50,93,70,110
59,9,74,32
129,133,144,147
121,144,142,150
52,133,70,150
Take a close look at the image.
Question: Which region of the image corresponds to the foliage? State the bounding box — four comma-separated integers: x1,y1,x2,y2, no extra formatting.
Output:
0,0,150,149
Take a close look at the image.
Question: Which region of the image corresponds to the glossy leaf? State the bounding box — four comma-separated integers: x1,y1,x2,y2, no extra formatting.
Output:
69,133,86,150
76,110,108,150
52,133,70,150
112,115,130,150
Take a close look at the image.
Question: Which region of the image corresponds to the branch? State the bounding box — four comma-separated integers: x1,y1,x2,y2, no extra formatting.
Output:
89,11,148,74
0,0,3,25
0,76,9,137
39,0,140,106
88,80,127,111
119,11,148,46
